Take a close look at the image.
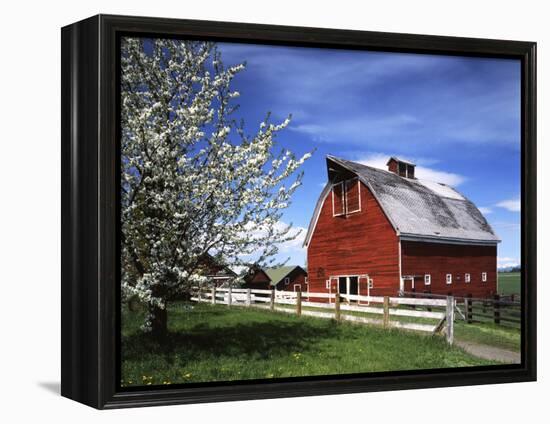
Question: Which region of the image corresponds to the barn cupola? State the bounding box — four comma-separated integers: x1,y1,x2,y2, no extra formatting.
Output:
387,157,416,179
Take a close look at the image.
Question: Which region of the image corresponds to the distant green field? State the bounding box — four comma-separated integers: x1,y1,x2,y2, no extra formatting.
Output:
498,272,521,295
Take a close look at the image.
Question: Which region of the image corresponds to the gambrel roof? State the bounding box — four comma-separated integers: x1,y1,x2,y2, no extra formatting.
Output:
303,156,500,247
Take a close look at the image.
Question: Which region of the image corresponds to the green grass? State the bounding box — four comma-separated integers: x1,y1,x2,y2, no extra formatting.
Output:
121,302,498,387
454,320,520,352
277,302,521,352
498,272,521,295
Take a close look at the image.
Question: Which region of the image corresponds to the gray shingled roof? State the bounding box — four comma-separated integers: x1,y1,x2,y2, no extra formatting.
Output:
304,156,500,246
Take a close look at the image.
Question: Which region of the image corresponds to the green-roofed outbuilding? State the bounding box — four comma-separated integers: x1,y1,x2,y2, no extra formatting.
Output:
243,265,308,292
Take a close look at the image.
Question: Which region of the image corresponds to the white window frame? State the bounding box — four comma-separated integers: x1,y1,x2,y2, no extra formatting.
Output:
284,277,290,285
304,276,308,284
325,280,330,289
482,272,487,282
465,273,471,283
293,284,301,292
345,177,361,214
424,274,431,285
331,181,345,217
446,274,452,285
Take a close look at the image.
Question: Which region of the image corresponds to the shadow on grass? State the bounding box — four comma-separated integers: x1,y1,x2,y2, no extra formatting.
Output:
122,319,340,362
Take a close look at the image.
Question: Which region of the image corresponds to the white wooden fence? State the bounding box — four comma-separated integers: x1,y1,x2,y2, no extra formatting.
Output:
191,287,456,345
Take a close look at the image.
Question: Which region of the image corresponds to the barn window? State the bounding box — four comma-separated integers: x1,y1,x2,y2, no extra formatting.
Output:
325,280,330,289
465,273,471,283
424,274,431,285
482,272,487,282
446,274,452,285
398,162,407,177
332,182,345,216
284,277,290,285
345,178,361,214
332,178,361,216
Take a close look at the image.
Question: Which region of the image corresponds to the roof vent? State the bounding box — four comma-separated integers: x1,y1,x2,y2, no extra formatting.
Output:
387,157,416,179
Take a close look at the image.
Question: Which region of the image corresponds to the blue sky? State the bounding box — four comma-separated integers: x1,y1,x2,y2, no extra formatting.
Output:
216,42,521,269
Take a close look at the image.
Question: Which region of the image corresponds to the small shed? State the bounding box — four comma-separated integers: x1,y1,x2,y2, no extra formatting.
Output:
244,265,308,292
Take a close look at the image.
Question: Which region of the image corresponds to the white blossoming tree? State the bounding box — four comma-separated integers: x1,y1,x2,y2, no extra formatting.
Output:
121,37,311,339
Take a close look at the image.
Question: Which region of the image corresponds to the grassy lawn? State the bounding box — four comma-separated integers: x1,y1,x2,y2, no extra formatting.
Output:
498,272,521,295
121,302,498,387
276,302,521,353
454,321,520,352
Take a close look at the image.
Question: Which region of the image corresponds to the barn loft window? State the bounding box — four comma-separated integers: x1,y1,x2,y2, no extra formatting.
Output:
465,273,471,283
482,272,487,282
345,178,361,214
446,274,452,285
332,181,345,216
332,178,361,216
424,274,431,285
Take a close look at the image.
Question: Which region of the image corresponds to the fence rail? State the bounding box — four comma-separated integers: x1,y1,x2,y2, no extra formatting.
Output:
402,291,521,329
191,287,455,345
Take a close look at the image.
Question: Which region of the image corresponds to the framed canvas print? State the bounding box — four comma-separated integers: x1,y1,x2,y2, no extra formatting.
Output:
61,14,536,409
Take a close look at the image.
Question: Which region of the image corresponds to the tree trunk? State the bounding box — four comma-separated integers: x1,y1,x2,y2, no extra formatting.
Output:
149,303,168,341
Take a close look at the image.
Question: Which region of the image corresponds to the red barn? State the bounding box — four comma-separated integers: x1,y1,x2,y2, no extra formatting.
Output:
303,156,500,299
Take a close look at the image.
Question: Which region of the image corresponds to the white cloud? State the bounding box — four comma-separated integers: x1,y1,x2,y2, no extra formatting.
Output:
498,256,520,268
236,221,306,267
356,152,466,187
478,207,492,215
276,222,307,253
496,198,520,212
492,221,520,230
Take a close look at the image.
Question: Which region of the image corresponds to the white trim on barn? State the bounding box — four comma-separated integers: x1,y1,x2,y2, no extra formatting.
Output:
345,177,361,214
332,181,345,217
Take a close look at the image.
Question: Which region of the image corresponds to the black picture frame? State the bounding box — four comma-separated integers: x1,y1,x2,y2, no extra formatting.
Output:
61,14,537,409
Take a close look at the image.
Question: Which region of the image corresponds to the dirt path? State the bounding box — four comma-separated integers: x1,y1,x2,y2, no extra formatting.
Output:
455,340,520,364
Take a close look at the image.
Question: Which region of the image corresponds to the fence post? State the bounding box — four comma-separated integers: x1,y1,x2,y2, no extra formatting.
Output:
296,291,302,316
270,289,275,311
446,296,454,345
212,287,216,305
494,294,500,324
227,286,232,307
383,296,390,329
246,289,251,306
466,294,472,324
334,292,341,321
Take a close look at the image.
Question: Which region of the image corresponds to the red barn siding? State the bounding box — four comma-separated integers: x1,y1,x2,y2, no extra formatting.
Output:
307,181,400,296
243,270,271,290
401,241,497,298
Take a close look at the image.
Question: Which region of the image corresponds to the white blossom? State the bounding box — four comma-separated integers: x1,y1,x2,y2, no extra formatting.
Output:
120,37,312,332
